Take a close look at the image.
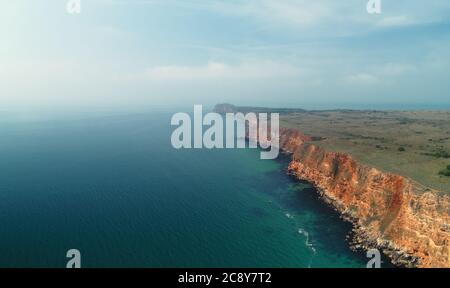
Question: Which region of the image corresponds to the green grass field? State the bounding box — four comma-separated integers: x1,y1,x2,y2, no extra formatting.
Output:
280,110,450,194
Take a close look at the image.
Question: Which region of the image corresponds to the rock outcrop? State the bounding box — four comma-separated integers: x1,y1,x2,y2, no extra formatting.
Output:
214,104,450,267
282,129,450,268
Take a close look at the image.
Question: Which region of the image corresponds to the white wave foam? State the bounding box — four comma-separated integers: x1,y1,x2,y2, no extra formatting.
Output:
298,228,317,254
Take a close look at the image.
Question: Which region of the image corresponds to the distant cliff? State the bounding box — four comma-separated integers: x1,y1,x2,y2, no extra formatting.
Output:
215,104,450,268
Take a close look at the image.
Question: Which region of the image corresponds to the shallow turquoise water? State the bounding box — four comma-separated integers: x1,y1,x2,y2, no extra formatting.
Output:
0,112,369,267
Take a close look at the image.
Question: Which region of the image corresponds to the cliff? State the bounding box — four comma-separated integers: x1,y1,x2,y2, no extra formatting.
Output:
214,104,450,267
246,128,450,268
281,129,450,268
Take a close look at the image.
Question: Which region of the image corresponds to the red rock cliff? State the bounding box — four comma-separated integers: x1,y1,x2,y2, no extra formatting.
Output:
279,128,450,268
213,104,450,267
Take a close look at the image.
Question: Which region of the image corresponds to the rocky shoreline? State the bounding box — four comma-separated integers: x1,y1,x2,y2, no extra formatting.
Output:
214,103,450,268
285,141,449,268
286,168,416,267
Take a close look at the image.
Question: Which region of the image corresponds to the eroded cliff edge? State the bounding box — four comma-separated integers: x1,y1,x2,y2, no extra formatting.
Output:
280,128,449,268
214,104,450,267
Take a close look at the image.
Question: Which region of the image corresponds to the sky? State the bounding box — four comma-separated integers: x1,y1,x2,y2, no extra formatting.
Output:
1,0,450,112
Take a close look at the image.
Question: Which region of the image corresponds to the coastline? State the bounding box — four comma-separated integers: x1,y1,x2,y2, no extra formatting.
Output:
214,104,450,268
285,172,397,268
282,133,449,268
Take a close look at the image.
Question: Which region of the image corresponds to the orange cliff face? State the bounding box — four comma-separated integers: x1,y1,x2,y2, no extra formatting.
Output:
279,128,450,268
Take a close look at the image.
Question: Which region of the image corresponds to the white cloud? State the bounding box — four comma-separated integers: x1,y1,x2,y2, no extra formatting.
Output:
345,73,379,85
245,0,332,27
343,63,417,86
145,61,302,80
376,16,415,28
374,63,417,76
180,0,450,35
207,0,353,33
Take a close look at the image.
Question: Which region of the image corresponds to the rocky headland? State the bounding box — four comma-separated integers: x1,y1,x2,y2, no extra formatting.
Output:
214,104,450,268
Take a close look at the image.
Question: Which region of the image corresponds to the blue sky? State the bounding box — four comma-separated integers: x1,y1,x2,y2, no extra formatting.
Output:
1,0,450,111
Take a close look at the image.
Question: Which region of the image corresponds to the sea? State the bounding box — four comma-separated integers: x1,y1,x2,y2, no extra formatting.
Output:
0,110,374,267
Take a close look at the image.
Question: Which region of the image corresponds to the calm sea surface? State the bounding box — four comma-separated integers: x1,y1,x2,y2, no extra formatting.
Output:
0,112,370,267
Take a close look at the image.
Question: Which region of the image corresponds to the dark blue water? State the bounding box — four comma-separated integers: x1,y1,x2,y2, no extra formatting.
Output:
0,112,369,267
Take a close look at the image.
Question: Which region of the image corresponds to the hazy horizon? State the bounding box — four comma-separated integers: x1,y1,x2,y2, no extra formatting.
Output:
1,1,450,113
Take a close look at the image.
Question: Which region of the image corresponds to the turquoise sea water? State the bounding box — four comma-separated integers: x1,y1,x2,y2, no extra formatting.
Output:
0,112,370,267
